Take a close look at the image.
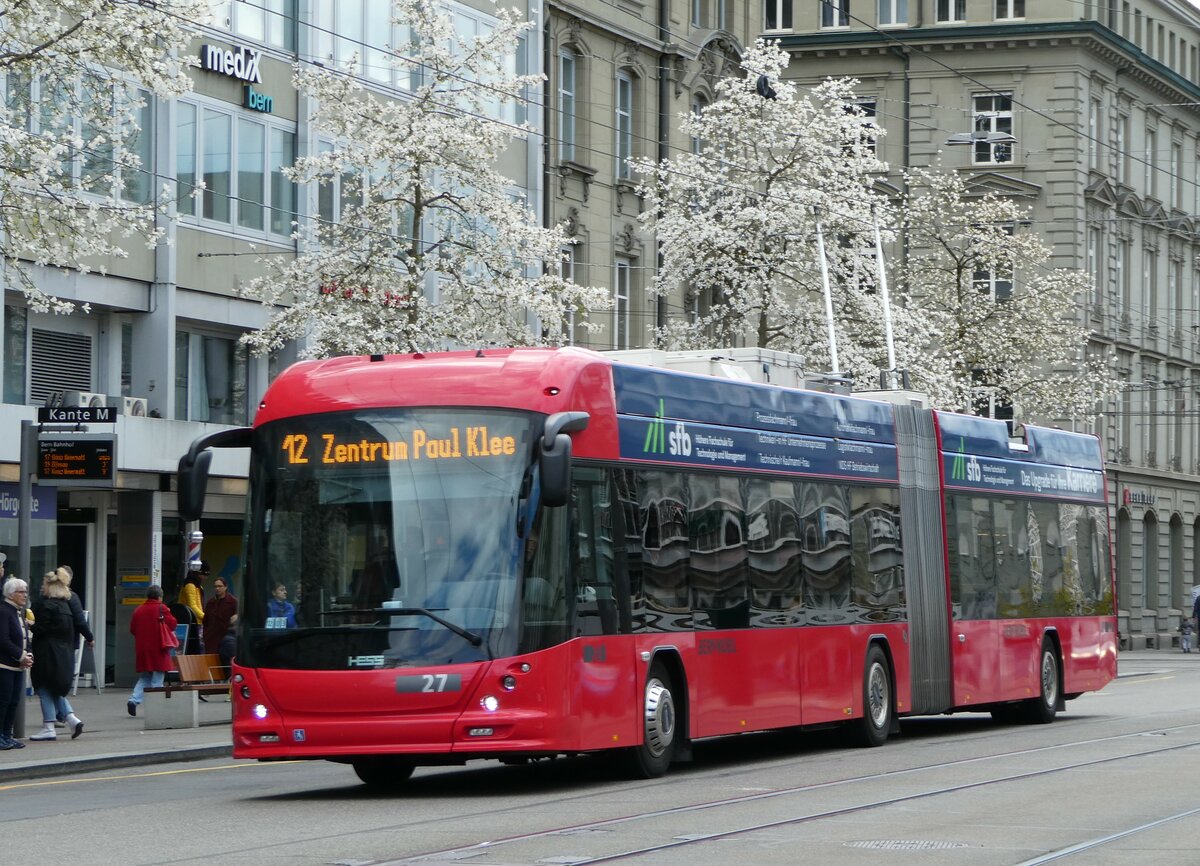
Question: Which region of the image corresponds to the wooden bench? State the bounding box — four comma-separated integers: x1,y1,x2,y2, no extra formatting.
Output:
143,653,231,730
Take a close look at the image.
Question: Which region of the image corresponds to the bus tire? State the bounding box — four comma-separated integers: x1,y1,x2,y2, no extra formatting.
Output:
851,645,893,748
625,662,678,778
1022,642,1060,724
353,758,415,788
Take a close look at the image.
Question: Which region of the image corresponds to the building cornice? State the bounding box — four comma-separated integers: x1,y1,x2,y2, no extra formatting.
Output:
772,20,1200,110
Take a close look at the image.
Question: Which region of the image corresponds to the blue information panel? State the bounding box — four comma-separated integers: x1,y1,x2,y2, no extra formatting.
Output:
941,452,1106,504
617,415,899,482
613,364,895,444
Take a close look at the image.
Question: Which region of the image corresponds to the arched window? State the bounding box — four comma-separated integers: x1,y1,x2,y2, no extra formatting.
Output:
1170,514,1184,610
1117,508,1131,612
1143,512,1159,611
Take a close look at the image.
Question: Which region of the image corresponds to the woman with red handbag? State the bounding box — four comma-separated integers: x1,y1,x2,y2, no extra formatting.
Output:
126,585,177,717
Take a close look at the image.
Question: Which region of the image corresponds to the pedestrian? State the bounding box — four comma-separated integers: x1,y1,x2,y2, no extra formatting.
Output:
0,551,6,581
218,613,238,672
1181,617,1194,654
53,564,95,727
202,576,237,656
177,563,206,630
28,569,87,740
265,582,296,628
0,577,33,750
127,585,178,717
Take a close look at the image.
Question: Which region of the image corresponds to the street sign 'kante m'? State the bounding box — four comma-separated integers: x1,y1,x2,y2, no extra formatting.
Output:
38,406,115,424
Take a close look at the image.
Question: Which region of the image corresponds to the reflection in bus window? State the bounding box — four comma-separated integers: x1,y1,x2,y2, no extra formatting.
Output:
638,470,690,631
801,484,852,622
746,478,803,626
689,474,748,629
851,487,903,623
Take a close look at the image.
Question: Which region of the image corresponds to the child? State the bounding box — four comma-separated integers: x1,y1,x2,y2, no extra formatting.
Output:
1181,617,1194,653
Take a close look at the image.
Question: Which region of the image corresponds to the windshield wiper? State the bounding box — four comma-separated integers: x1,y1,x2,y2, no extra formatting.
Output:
323,607,484,647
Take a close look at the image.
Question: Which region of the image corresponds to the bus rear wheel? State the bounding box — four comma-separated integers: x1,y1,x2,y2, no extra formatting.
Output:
353,758,416,789
1022,642,1060,724
850,645,893,747
625,662,677,778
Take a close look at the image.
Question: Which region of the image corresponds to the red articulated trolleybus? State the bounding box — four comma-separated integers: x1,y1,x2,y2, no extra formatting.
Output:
177,347,1117,787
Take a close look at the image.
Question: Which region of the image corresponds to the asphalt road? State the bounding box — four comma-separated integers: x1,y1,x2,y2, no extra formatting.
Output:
5,653,1198,866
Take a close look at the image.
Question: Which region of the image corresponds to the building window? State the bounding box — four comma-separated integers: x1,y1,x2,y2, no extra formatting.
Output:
764,0,792,30
1087,224,1102,305
973,227,1014,301
936,0,965,23
213,0,295,50
879,0,907,25
972,92,1013,164
1171,142,1182,209
1088,97,1102,170
995,0,1024,19
1145,128,1156,197
614,257,631,349
1117,239,1131,316
690,95,706,154
852,98,877,155
561,245,577,344
692,0,703,27
2,305,27,404
5,76,153,204
559,51,576,163
176,329,249,425
1116,113,1129,182
177,101,295,239
615,71,633,181
821,0,849,28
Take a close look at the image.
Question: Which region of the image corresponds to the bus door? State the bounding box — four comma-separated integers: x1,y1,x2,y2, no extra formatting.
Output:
947,495,1000,706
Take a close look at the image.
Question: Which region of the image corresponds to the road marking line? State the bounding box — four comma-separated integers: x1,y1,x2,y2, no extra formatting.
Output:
0,760,300,792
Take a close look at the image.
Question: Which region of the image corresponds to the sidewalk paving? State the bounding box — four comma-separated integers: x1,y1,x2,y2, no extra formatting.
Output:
0,648,1191,783
0,683,233,783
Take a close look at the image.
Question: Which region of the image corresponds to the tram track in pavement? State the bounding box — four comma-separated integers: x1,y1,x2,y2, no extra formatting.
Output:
367,721,1200,865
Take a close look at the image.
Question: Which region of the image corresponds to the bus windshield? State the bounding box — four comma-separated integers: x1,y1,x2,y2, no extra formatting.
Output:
240,408,542,670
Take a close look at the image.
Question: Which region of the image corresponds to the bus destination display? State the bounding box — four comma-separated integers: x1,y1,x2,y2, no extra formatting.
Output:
281,426,517,466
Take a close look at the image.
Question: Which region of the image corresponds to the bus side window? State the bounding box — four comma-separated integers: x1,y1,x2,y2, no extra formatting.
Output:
572,468,620,637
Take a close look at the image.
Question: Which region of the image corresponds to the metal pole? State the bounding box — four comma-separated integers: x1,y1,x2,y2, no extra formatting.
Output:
15,420,35,738
813,212,840,376
872,208,898,389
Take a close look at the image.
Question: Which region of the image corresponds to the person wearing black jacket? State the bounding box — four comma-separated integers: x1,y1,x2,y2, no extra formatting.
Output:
29,568,88,740
0,577,33,750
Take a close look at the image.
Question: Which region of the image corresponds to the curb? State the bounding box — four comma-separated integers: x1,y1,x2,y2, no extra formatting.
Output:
0,743,233,784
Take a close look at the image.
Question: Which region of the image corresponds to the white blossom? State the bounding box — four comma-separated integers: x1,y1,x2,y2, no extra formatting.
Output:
0,0,206,313
899,165,1118,421
634,40,908,383
241,0,608,358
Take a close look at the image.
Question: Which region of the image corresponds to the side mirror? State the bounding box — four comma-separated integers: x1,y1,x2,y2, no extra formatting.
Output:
539,412,588,508
178,449,213,521
177,427,253,521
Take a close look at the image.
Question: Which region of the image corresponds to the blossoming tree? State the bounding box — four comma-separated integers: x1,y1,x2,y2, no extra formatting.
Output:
632,39,922,385
241,0,606,358
0,0,205,314
900,166,1117,420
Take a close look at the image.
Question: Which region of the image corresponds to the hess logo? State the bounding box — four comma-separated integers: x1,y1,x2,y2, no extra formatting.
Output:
668,421,692,456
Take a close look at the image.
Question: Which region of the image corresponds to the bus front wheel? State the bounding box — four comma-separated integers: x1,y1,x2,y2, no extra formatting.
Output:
850,645,893,747
353,758,416,789
625,662,678,778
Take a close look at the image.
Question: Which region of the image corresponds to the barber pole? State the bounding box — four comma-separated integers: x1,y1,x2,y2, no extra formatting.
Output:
188,529,204,571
